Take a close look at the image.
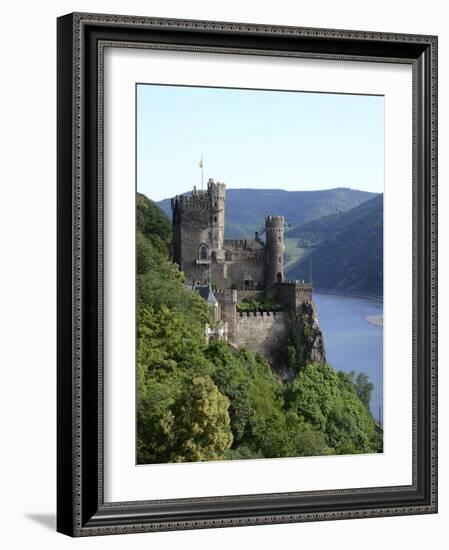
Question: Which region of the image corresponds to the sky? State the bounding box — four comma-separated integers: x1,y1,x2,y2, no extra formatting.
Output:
137,84,384,202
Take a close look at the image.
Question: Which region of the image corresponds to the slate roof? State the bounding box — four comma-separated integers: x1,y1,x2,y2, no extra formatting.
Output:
196,285,219,306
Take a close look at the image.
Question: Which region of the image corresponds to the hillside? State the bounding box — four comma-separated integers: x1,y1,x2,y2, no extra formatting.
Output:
157,187,377,238
286,194,383,295
137,192,172,254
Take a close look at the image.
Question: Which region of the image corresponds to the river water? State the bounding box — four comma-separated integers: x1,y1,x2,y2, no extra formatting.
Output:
313,292,383,422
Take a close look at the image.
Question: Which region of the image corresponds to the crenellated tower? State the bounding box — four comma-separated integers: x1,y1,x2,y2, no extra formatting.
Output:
208,179,226,253
265,215,285,288
171,178,227,285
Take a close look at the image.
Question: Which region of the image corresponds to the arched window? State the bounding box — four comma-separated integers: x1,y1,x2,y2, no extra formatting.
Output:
276,272,282,283
199,244,208,260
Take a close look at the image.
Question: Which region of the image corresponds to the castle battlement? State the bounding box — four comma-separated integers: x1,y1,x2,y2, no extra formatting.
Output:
171,195,210,209
224,239,249,246
280,280,313,290
239,310,281,317
265,214,285,227
171,179,226,211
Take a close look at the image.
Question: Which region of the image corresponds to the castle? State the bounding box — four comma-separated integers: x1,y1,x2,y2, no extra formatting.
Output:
171,179,325,377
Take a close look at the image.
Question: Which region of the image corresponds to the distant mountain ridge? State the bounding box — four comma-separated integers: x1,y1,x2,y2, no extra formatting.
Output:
286,194,383,296
157,187,378,238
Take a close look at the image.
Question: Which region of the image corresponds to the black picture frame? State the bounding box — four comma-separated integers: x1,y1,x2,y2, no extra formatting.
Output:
57,12,438,537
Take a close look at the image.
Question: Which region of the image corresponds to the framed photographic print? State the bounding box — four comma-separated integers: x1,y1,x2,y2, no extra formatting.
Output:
57,12,438,536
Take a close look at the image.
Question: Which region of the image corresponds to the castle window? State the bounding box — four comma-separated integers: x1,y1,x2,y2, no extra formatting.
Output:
199,244,208,260
276,272,282,283
214,216,217,222
278,236,282,243
214,202,218,207
244,279,254,290
278,256,282,263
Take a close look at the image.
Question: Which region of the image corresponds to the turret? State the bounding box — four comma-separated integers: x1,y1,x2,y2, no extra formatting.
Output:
208,178,226,250
265,215,284,287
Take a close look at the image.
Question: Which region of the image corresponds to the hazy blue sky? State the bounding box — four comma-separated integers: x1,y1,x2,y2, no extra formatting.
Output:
137,84,384,202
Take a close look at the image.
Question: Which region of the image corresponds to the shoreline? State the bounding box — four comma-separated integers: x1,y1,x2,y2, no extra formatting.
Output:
364,314,383,327
313,288,383,303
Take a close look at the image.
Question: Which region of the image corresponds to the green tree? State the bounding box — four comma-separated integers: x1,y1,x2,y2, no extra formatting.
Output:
295,429,332,457
241,350,297,458
206,342,300,458
355,372,374,409
167,376,233,462
136,192,171,256
286,363,382,455
206,341,252,444
137,305,216,464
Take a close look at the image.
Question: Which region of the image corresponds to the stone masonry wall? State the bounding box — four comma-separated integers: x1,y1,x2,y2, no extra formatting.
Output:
235,311,289,360
273,281,313,312
212,258,265,290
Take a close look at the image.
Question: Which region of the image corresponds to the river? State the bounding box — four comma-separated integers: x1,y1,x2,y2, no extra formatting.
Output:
313,292,383,422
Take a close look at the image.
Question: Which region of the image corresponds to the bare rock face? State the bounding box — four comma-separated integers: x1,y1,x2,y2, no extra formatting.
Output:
268,300,327,382
294,301,326,369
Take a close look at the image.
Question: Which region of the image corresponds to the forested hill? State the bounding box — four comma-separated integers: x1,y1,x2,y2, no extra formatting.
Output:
286,194,383,296
157,187,377,238
137,192,171,253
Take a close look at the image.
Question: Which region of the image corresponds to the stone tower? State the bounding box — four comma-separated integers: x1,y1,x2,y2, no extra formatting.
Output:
171,178,226,283
208,179,225,254
265,215,284,287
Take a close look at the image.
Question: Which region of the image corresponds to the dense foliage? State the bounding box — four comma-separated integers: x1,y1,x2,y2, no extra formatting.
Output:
236,294,283,313
136,193,382,464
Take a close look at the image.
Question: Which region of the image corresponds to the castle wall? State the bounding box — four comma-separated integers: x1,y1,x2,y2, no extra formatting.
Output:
215,288,325,377
215,289,238,343
212,258,265,290
216,239,266,290
235,311,289,360
273,281,313,313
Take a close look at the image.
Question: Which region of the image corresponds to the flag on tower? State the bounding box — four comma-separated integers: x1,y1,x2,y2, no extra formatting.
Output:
199,157,203,168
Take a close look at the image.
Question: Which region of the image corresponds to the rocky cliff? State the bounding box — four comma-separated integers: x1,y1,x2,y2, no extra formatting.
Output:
294,301,326,370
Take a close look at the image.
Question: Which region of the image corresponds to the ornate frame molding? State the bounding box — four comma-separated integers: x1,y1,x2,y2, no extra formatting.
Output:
57,12,437,537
